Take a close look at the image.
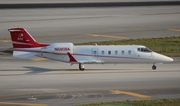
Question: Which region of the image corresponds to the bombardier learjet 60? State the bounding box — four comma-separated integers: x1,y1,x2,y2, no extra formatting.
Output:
8,28,173,71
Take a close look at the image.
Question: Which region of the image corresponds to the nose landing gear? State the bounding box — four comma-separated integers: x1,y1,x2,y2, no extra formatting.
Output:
152,65,157,70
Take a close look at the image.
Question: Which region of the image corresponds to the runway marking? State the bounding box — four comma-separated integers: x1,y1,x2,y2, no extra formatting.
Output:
1,87,179,100
0,39,12,42
110,90,150,98
168,28,180,32
0,102,47,106
87,34,127,39
0,90,107,99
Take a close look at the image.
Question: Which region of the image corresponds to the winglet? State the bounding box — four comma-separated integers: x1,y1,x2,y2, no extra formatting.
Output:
67,52,77,62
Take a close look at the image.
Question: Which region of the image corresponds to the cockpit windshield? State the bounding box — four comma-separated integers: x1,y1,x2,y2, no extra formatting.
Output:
137,47,152,53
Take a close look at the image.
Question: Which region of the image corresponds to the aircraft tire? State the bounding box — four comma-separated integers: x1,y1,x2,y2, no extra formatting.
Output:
80,68,85,71
152,65,157,70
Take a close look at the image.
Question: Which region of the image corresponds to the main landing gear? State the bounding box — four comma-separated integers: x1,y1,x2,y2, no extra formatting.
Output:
152,64,157,70
79,63,85,71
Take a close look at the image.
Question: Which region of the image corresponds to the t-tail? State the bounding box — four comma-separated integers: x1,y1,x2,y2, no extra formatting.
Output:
8,28,49,58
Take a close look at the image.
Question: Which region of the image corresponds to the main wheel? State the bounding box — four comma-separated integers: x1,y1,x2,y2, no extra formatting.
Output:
152,65,157,70
79,63,85,71
79,68,85,71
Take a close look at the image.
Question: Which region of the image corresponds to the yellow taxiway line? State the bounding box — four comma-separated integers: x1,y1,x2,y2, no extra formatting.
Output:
110,90,150,99
31,58,49,61
168,28,180,32
0,102,47,106
0,39,12,42
87,34,127,39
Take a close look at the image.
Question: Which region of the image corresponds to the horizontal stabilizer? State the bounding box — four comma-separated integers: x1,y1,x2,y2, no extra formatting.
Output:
13,51,39,58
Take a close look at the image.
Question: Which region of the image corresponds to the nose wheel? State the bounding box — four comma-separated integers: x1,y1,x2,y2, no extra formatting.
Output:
79,63,85,71
152,65,157,70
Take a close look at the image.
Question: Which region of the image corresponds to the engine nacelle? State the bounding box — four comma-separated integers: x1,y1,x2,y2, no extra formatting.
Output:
42,43,74,54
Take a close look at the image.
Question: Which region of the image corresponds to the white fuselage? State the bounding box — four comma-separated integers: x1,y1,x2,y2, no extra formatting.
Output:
41,44,173,64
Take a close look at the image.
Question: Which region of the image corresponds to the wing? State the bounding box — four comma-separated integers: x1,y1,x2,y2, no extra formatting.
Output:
67,52,103,64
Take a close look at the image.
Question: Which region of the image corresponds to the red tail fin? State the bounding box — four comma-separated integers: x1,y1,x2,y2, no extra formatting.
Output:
8,28,48,48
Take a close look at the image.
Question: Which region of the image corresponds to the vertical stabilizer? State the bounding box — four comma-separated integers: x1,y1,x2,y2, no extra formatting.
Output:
8,28,40,48
8,28,48,58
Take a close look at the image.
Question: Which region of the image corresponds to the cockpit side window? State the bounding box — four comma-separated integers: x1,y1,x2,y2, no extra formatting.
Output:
138,48,141,51
141,48,145,52
137,47,152,53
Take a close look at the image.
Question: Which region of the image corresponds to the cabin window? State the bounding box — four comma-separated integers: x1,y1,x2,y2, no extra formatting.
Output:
101,51,105,55
93,50,97,55
121,50,124,54
108,51,111,55
115,50,118,55
128,50,131,55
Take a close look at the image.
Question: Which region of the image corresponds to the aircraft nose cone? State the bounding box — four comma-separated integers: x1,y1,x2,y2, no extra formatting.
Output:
153,52,173,62
163,55,173,62
161,55,173,62
168,57,173,62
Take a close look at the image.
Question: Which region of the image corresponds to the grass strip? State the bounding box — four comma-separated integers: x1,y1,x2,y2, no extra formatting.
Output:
75,98,180,106
75,36,180,57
